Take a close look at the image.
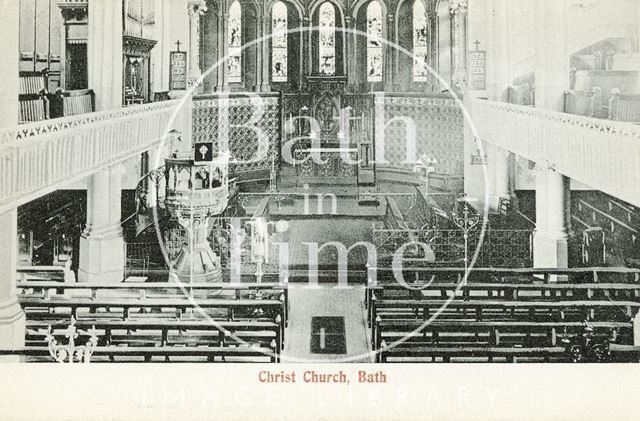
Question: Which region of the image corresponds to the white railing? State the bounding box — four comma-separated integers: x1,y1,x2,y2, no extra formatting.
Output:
0,99,189,213
469,98,640,208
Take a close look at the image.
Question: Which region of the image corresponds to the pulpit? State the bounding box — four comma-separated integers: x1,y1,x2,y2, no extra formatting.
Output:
164,152,230,282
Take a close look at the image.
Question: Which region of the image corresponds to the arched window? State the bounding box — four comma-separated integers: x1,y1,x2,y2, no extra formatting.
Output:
366,1,383,82
228,1,242,83
272,1,288,82
318,2,335,75
412,0,429,81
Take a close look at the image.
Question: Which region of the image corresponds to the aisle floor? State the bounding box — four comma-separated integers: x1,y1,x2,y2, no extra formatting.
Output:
282,285,372,363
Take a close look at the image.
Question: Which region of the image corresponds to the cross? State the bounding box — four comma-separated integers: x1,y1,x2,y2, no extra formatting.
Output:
175,40,182,52
199,144,209,160
473,39,481,51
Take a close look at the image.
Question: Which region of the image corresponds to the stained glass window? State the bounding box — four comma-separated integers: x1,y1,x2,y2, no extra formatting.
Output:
228,1,242,83
272,2,288,82
318,2,335,76
413,0,429,81
366,1,383,82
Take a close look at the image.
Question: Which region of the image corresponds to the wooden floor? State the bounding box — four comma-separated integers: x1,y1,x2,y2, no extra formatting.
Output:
282,285,372,362
284,219,376,268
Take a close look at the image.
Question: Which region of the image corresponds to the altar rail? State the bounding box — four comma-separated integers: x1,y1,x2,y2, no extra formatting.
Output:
0,99,189,213
469,98,640,208
373,228,533,268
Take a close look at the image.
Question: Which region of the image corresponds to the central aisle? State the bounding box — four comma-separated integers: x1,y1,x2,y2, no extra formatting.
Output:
282,285,372,363
284,219,376,268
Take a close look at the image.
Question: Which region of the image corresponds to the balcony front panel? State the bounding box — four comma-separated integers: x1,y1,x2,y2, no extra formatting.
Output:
470,98,640,207
0,99,189,212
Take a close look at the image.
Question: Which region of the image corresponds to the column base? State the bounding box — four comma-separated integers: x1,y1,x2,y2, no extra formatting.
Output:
0,297,25,362
78,230,125,283
169,242,222,283
533,229,569,279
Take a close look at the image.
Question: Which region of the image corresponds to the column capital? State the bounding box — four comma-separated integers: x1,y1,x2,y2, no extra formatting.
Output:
188,0,208,16
449,0,468,16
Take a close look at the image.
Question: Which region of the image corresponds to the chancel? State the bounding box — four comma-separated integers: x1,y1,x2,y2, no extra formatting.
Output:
1,0,640,364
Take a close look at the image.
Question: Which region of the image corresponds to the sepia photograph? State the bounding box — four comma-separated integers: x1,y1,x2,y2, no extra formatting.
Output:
1,0,640,419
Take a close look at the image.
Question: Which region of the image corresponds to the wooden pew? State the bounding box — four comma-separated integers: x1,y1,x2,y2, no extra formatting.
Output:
19,71,48,96
608,91,640,122
49,89,95,118
368,282,640,308
19,295,286,345
571,70,638,94
0,344,278,363
16,266,67,282
609,344,640,362
370,298,639,327
508,83,535,106
367,282,640,328
17,280,289,325
372,266,640,285
19,96,48,123
372,319,632,351
564,88,603,117
366,267,640,311
366,267,640,362
26,318,283,359
19,71,49,123
570,70,639,115
378,343,566,363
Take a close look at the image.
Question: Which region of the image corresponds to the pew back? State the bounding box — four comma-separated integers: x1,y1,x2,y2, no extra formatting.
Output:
49,89,95,118
564,88,603,117
609,92,640,122
571,70,638,94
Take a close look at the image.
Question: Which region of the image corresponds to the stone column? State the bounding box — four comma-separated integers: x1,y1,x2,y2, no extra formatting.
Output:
302,16,312,78
221,13,231,91
449,0,468,93
0,210,24,360
255,15,263,91
384,14,395,91
187,0,208,92
0,1,25,360
487,0,510,102
428,8,438,85
345,16,356,90
215,12,227,91
79,167,126,283
532,0,570,270
80,1,125,283
298,19,306,87
261,14,271,92
533,166,569,269
88,0,123,110
494,147,513,204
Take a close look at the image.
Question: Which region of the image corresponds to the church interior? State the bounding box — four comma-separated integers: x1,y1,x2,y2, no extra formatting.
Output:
1,0,640,364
